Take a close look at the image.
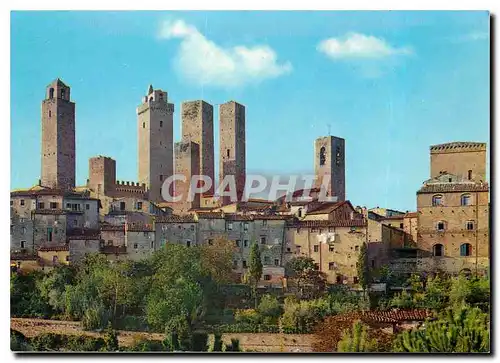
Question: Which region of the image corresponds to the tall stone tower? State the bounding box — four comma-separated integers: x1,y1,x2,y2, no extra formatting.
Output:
219,101,246,204
88,156,116,197
41,78,76,191
137,85,174,203
174,141,201,213
430,142,487,182
314,136,345,202
181,100,214,194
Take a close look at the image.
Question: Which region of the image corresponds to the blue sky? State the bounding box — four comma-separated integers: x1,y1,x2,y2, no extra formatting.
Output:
10,11,490,211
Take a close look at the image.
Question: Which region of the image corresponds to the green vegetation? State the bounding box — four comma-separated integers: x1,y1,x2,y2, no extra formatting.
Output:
337,321,377,352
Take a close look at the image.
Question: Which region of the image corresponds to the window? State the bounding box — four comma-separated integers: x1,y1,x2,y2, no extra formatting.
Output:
20,241,26,249
86,204,90,210
10,200,13,206
52,256,58,265
329,262,336,270
120,202,126,211
137,202,143,210
151,241,154,249
354,245,359,252
21,227,26,235
47,227,53,242
314,245,319,252
160,175,163,181
264,274,271,281
298,208,303,218
134,243,138,249
20,200,25,206
296,228,301,234
260,236,266,244
65,256,70,262
236,240,241,247
432,195,442,206
319,147,326,166
242,260,247,268
244,223,248,231
190,225,195,231
274,259,279,266
466,221,475,230
208,239,213,245
461,194,471,206
66,203,71,209
400,223,404,229
336,275,342,284
61,89,65,99
20,218,25,223
227,222,233,231
264,256,270,264
108,240,113,246
287,247,291,252
468,170,472,180
160,120,163,127
437,221,445,231
227,149,230,158
49,88,54,99
73,219,78,226
49,110,52,118
186,240,191,247
244,240,248,247
314,263,319,270
460,243,472,257
233,260,238,269
433,244,444,257
353,277,359,284
262,220,268,227
329,245,334,252
143,122,145,128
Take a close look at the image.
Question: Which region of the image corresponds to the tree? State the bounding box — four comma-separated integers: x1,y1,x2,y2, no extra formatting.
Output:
103,321,119,351
212,333,223,352
393,306,490,352
245,242,263,308
224,338,241,352
357,243,369,292
285,256,316,298
337,321,377,352
199,237,235,285
256,294,282,324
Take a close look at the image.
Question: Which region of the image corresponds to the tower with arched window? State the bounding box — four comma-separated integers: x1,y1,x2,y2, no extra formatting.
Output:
314,136,345,202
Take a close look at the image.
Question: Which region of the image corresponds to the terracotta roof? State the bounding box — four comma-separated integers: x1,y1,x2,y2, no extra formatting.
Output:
225,214,253,221
11,187,89,198
34,209,67,215
38,244,69,252
276,188,320,203
252,215,292,220
245,198,274,204
404,212,418,218
155,215,197,223
334,309,434,324
418,183,489,194
11,254,38,261
196,212,224,220
306,201,346,215
287,219,367,228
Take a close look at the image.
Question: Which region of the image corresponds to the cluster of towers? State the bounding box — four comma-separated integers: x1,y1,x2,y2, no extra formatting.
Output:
40,79,247,210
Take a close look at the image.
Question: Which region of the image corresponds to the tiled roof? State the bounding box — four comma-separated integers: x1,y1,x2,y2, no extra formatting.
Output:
34,209,67,215
225,214,253,221
245,198,274,204
11,254,38,261
287,219,367,228
101,224,125,231
334,309,434,324
155,214,197,223
418,183,489,194
252,215,292,220
404,212,418,218
11,187,89,198
38,244,69,252
275,188,320,203
196,212,224,220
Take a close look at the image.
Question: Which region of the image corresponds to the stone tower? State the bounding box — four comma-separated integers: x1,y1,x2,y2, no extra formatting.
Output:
41,78,76,191
88,156,116,197
174,141,201,213
219,101,246,204
181,100,214,194
314,136,345,202
137,85,174,203
430,142,487,182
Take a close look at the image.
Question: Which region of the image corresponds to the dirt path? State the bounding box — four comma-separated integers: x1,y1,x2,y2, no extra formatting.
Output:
11,318,313,352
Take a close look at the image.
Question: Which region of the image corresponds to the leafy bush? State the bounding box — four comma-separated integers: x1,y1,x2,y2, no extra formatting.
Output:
256,295,282,324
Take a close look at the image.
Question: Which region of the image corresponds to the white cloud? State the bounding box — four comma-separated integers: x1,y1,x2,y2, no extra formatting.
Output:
317,32,413,60
158,19,292,88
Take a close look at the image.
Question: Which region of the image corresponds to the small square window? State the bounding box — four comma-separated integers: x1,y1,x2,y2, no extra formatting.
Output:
466,221,475,230
329,262,336,270
20,241,26,249
242,260,247,268
274,259,279,266
264,274,271,281
314,245,319,252
50,202,57,209
437,222,445,231
133,243,138,249
86,204,90,210
39,202,45,209
20,200,25,206
236,240,241,247
314,263,319,270
260,236,266,244
353,276,359,284
186,240,191,247
208,239,213,245
244,240,248,247
227,222,233,231
137,202,143,210
354,246,359,252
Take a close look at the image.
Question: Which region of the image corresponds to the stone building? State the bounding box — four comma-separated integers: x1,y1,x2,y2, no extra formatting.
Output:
41,79,75,191
284,201,367,284
137,85,174,203
219,101,246,205
314,136,345,202
181,100,215,195
416,142,489,275
173,141,201,213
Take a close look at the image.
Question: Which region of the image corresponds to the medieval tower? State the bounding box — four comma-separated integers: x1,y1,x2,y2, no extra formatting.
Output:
41,78,76,191
314,136,345,202
181,100,214,195
137,85,174,203
219,101,246,204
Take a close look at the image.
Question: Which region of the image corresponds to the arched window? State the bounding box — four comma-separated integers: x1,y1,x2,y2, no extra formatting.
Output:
432,195,442,206
49,88,54,99
461,194,471,206
433,244,444,257
460,243,472,257
319,147,326,166
436,221,445,231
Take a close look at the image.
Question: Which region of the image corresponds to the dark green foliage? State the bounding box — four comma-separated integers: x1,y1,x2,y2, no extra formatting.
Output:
11,272,51,318
191,332,209,351
10,329,31,351
245,243,263,308
357,243,369,290
224,338,241,352
337,321,377,352
30,333,106,352
103,321,119,351
127,339,166,352
212,333,223,351
393,306,490,352
256,294,283,324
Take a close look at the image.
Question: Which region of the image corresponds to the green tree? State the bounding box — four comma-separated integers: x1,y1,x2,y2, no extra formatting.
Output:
224,338,241,352
337,321,377,352
285,256,327,299
245,242,263,308
212,333,223,352
393,306,490,352
103,321,119,351
256,294,282,324
357,243,369,292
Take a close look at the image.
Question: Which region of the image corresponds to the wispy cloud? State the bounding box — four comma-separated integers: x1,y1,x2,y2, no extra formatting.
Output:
317,32,413,60
454,31,489,43
158,19,292,88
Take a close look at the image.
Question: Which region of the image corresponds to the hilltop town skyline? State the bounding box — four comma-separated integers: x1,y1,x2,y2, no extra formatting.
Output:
11,11,490,211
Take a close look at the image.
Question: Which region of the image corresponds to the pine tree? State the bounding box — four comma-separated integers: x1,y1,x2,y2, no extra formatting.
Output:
246,242,263,308
103,321,119,352
357,243,369,293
